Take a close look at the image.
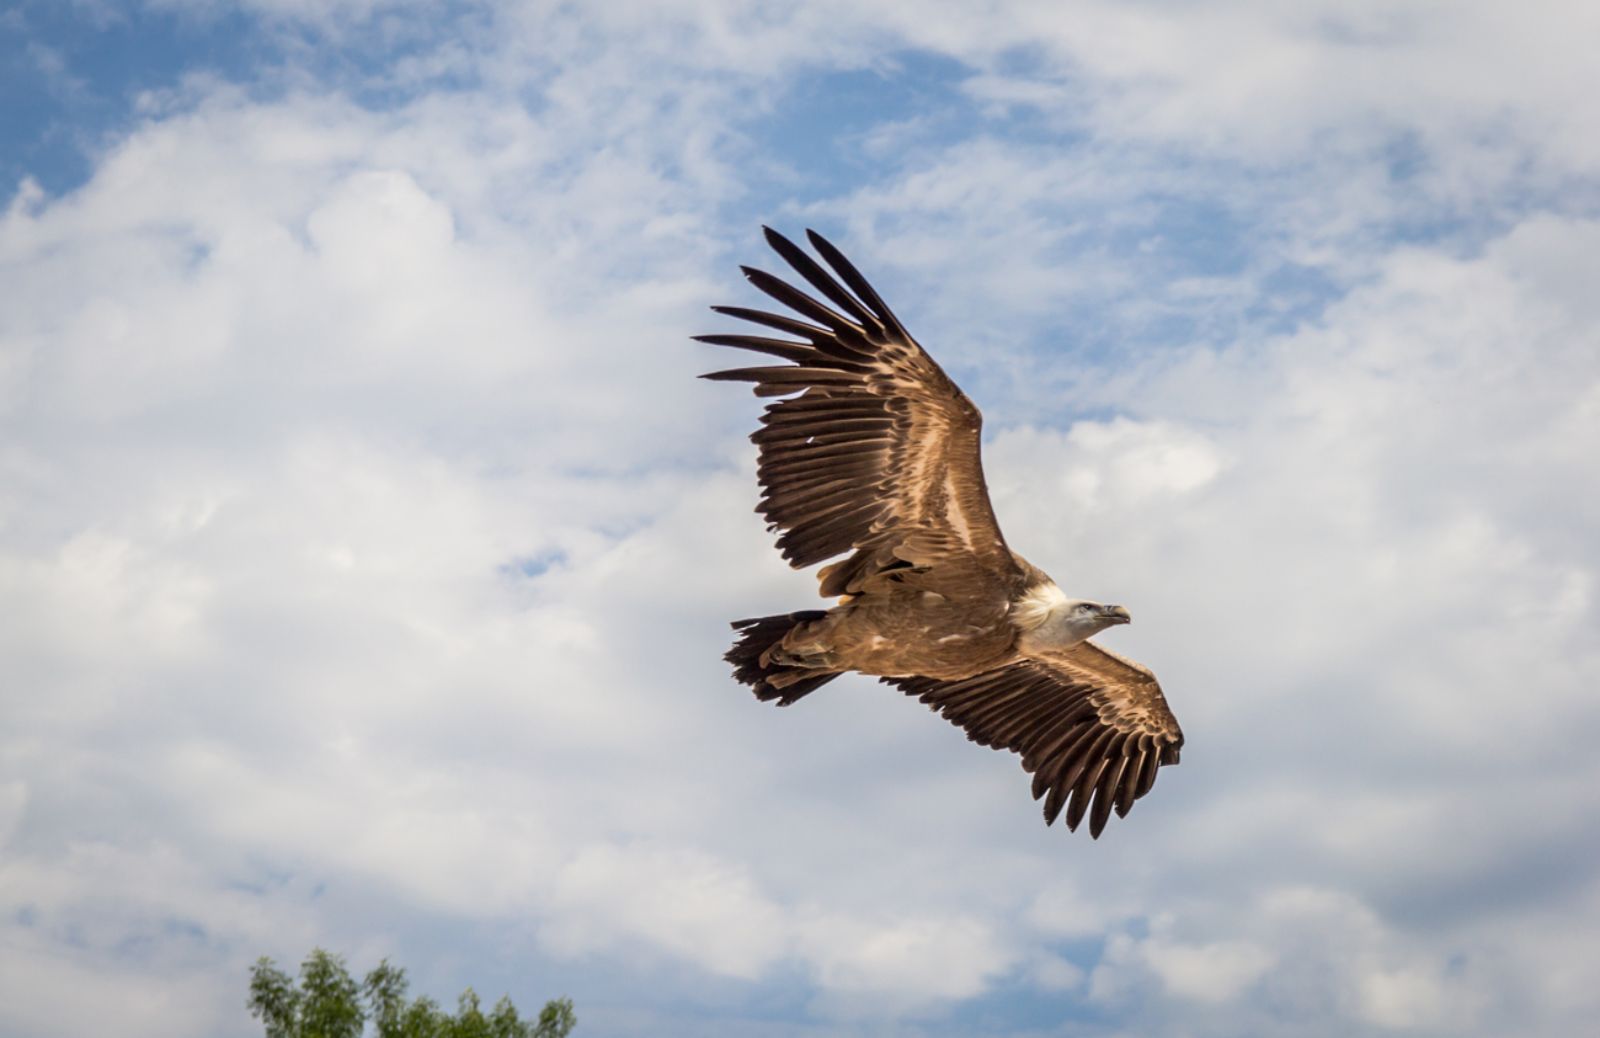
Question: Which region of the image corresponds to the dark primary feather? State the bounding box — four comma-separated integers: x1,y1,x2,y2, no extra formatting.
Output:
695,227,1020,600
887,643,1184,838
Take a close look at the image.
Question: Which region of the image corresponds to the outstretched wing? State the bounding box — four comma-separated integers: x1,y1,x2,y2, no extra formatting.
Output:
886,642,1183,838
697,227,1021,600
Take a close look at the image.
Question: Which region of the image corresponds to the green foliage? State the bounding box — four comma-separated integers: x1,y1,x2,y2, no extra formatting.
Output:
248,949,574,1038
450,988,489,1038
363,960,410,1038
301,949,365,1038
531,998,576,1038
248,957,302,1038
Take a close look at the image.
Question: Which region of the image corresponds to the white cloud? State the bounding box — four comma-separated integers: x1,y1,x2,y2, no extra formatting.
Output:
3,3,1599,1037
799,912,1016,1005
543,842,789,979
1116,929,1273,1005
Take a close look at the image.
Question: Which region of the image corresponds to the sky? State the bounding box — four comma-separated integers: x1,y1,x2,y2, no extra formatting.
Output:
2,1,1598,1036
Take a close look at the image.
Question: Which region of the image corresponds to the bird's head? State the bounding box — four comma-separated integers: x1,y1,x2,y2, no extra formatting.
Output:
1066,600,1131,639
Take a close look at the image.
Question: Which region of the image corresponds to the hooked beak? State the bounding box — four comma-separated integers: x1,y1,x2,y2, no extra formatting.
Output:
1101,604,1131,624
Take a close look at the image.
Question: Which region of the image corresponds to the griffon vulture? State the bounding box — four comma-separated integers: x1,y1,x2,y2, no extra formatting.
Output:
696,228,1183,838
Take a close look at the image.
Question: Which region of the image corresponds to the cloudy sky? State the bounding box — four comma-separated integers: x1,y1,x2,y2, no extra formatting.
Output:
3,2,1599,1036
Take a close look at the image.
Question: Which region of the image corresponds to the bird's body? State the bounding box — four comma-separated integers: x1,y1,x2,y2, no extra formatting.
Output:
766,564,1115,680
765,575,1018,681
698,228,1184,838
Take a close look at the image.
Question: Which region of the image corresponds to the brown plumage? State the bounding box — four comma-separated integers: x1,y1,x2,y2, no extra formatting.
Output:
699,227,1183,838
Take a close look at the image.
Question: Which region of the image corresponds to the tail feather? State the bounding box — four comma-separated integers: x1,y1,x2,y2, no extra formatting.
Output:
725,611,841,706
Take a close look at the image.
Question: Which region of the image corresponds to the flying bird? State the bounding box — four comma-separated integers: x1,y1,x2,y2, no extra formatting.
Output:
696,228,1183,838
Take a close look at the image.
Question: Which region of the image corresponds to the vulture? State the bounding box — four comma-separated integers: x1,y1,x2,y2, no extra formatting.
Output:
696,228,1183,838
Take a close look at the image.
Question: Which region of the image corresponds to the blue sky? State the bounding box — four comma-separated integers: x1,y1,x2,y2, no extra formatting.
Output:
3,2,1599,1037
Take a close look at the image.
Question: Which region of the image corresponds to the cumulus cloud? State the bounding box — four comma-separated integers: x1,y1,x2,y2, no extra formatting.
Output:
2,2,1598,1037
